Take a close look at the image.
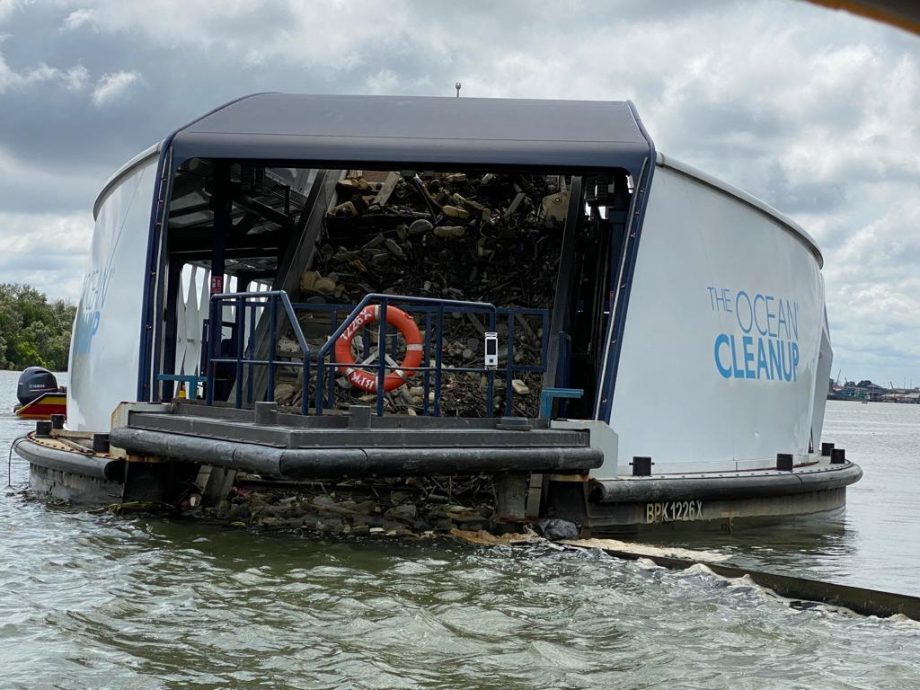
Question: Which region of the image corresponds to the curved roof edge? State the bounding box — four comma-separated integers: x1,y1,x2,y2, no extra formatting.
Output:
168,93,652,172
93,144,160,220
656,152,823,268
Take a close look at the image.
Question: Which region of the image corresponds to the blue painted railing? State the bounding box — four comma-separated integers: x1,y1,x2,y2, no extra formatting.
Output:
206,291,311,415
314,293,498,416
189,289,550,418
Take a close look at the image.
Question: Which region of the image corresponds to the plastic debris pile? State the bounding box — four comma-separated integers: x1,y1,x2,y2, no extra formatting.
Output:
207,476,503,537
275,171,569,417
202,474,581,543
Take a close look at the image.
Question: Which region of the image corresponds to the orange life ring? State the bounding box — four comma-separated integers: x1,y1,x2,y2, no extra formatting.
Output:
334,305,423,392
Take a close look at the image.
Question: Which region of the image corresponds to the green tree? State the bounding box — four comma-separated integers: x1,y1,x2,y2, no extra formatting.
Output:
0,283,76,371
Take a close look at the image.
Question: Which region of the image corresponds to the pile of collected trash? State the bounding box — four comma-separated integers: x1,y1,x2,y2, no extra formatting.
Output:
313,171,569,308
206,475,504,538
275,171,570,417
202,474,582,543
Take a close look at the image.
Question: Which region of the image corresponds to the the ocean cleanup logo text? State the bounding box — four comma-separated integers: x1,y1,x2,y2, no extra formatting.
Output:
72,264,113,355
707,287,800,382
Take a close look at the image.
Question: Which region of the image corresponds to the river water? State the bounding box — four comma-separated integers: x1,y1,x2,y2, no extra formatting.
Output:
2,369,919,689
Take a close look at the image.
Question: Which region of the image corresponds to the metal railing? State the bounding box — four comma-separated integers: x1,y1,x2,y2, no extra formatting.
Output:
314,293,499,416
184,289,550,418
205,291,312,415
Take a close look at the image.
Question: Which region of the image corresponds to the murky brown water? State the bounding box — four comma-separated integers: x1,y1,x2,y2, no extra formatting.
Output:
650,399,920,598
2,370,919,689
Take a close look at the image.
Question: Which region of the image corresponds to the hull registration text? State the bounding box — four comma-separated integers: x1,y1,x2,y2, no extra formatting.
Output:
645,500,704,524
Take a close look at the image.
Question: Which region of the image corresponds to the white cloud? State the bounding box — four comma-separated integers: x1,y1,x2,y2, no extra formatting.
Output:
52,0,287,51
0,0,917,382
0,39,90,94
91,69,139,106
0,0,23,23
0,52,57,92
43,0,451,69
0,211,93,302
364,68,399,94
62,7,97,31
0,145,107,214
62,64,89,90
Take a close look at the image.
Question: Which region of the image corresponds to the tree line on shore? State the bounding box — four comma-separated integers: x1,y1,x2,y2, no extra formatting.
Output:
0,283,75,372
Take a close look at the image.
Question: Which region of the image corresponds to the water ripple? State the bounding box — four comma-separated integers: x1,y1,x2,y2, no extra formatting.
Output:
2,375,920,687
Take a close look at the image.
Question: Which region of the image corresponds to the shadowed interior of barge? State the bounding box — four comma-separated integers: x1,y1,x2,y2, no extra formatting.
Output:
159,162,633,423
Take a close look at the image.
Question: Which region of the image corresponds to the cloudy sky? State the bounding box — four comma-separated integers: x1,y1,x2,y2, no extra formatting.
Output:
0,0,917,384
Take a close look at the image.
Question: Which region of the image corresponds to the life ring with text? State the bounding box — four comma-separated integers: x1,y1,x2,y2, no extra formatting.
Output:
334,305,423,392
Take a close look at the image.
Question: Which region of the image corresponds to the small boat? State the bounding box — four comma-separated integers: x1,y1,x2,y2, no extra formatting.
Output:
12,367,67,420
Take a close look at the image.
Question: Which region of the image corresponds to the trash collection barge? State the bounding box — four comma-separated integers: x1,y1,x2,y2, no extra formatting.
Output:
15,94,860,533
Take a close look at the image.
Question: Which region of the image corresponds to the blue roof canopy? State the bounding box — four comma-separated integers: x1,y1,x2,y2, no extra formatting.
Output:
168,93,654,173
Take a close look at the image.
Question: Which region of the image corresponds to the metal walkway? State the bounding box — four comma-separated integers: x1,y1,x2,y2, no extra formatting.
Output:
109,402,602,480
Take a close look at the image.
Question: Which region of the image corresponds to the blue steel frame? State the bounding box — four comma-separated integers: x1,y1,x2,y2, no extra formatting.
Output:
315,293,496,417
135,95,656,416
594,101,657,422
206,290,312,415
309,300,548,417
197,290,552,418
135,93,271,403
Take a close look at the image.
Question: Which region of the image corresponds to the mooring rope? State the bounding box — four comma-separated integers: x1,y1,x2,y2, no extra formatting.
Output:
6,437,27,487
7,439,16,487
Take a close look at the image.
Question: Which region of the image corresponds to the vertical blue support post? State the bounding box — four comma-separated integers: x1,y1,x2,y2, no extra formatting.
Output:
486,312,496,417
268,297,278,403
315,360,325,415
434,308,444,417
234,295,244,409
199,319,209,383
208,162,230,405
205,309,216,406
504,314,516,416
556,332,571,388
246,300,257,405
361,322,372,361
301,352,310,416
422,311,432,416
376,301,388,417
324,308,338,412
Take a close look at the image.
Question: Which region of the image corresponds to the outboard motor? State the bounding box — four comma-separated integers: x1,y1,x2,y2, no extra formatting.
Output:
17,366,59,405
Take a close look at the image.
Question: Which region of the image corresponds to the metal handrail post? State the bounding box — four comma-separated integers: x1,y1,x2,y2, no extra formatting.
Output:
377,300,388,416
246,299,257,405
205,302,217,406
505,314,516,416
556,331,572,388
327,308,339,411
422,311,432,416
268,297,278,403
207,290,311,411
234,294,245,409
301,353,310,416
434,308,444,417
486,311,497,417
314,293,496,418
315,361,325,415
